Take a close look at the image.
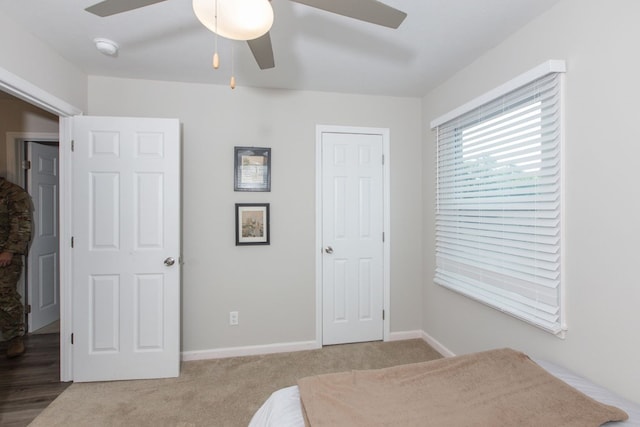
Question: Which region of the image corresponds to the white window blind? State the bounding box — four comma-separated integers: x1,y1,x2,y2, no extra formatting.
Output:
434,70,564,335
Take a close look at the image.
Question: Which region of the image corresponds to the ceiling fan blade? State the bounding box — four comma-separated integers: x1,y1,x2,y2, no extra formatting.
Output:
247,33,275,70
85,0,168,17
290,0,406,29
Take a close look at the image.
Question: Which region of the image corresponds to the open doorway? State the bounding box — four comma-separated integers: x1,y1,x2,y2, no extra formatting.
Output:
2,91,60,335
0,90,69,424
1,68,83,383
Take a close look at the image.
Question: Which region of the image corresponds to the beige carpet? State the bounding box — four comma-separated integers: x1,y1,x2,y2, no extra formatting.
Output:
29,339,441,427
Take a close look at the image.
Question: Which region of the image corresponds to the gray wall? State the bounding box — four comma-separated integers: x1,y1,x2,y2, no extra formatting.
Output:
0,12,87,112
422,0,640,403
88,76,424,352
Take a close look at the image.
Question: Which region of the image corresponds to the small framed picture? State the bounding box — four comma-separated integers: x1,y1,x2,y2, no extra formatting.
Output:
235,203,270,245
234,147,271,192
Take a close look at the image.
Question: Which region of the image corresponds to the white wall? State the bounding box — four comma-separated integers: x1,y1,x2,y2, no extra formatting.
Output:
0,13,87,112
422,0,640,403
88,76,423,352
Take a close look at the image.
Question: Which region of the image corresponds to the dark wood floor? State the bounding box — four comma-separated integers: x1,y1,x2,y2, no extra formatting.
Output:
0,334,70,426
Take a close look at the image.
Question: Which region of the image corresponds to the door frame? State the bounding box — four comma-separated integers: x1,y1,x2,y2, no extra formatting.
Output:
1,66,83,381
6,134,60,333
315,125,391,346
5,133,59,184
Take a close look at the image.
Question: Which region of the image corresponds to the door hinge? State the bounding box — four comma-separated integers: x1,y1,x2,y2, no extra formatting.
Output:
71,140,75,152
71,333,74,345
22,160,31,170
26,304,32,314
382,310,385,321
71,236,74,248
382,232,385,242
382,155,385,165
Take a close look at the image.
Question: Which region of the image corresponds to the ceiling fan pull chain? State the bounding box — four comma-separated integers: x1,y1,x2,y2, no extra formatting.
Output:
213,0,220,69
230,44,236,89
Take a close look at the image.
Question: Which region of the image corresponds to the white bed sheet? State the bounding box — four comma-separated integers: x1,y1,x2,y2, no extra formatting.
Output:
532,359,640,426
249,385,304,427
248,359,640,427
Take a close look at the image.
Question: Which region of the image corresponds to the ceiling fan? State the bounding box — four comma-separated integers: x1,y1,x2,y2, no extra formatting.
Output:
84,0,407,70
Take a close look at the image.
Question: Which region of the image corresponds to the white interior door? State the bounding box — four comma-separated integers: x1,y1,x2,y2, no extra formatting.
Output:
322,131,384,345
71,116,181,382
27,142,60,332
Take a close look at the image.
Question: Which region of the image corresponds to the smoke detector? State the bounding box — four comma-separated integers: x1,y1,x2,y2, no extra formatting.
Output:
94,38,119,56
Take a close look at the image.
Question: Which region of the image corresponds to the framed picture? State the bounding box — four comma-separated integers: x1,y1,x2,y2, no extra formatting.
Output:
235,203,270,245
234,146,271,192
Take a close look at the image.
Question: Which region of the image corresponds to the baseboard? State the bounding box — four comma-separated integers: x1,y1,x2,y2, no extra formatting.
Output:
388,330,424,341
181,340,321,361
181,331,455,361
421,330,456,357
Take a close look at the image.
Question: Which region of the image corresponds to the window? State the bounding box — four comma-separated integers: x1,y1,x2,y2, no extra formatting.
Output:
432,62,565,335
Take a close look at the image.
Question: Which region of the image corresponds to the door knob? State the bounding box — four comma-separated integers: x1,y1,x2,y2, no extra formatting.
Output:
164,257,176,266
324,246,334,254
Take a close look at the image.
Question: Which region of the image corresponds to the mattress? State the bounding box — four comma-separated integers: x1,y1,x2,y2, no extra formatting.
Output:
249,357,640,427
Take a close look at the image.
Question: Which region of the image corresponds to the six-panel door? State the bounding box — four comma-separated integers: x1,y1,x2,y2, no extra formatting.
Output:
72,116,181,382
322,131,384,345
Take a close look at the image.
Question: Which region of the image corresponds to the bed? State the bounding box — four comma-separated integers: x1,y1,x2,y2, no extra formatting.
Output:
249,348,640,426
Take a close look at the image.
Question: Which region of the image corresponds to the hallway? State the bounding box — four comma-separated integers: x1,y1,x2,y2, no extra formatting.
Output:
0,333,69,426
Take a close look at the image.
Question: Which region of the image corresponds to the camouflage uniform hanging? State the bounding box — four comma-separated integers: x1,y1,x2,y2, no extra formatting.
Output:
0,177,33,341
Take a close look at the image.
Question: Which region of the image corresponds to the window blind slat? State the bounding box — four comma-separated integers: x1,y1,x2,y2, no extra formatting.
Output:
437,209,559,220
435,268,559,309
438,215,559,227
435,70,563,335
435,267,560,308
437,249,559,277
437,223,560,239
434,275,562,333
438,174,559,196
437,143,560,180
437,239,560,263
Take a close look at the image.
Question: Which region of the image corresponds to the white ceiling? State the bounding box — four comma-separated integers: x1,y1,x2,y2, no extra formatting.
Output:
0,0,561,97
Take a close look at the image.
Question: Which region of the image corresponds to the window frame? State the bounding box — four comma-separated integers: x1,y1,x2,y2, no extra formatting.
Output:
431,61,566,336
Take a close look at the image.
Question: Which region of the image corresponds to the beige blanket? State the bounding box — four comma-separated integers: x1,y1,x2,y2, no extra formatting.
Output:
297,348,628,426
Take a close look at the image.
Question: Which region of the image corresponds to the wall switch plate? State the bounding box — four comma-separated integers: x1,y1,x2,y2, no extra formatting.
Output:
229,311,239,326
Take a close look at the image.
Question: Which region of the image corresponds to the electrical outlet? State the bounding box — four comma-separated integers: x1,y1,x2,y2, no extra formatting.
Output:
229,311,239,326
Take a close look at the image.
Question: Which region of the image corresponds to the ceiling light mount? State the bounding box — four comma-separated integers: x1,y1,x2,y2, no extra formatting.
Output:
94,38,119,56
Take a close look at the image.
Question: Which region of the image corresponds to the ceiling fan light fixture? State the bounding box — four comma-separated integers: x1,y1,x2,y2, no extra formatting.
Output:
193,0,274,41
